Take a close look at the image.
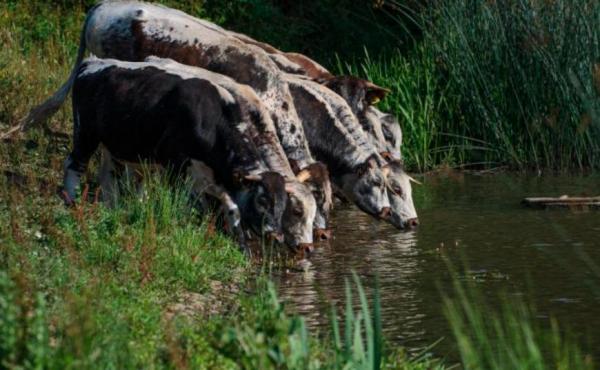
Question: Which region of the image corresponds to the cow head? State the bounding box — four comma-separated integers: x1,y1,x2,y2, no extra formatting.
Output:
282,180,317,251
295,162,333,241
366,108,403,160
383,161,419,230
342,155,391,219
238,171,288,241
323,77,402,159
322,76,390,114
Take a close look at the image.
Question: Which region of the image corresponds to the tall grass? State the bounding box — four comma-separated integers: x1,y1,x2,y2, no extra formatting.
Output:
444,276,594,369
338,47,457,172
428,0,600,171
346,0,600,172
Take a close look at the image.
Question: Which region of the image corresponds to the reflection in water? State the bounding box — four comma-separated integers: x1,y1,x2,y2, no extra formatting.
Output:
275,174,600,361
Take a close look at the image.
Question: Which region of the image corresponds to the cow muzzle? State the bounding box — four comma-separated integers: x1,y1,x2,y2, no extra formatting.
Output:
314,228,332,242
405,218,419,229
378,207,392,220
297,243,314,254
267,232,285,243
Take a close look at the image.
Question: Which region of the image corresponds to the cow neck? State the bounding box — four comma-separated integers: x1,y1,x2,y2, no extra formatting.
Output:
286,75,375,176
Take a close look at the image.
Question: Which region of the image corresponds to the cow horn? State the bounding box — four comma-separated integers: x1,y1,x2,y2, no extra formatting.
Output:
296,169,312,183
365,82,391,105
244,174,262,182
408,176,422,185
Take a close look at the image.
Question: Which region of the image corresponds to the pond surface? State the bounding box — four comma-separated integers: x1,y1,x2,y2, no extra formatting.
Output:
274,174,600,362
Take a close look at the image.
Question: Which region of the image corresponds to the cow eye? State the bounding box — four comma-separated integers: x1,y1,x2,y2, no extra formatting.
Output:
382,126,393,141
257,195,269,207
388,184,403,196
293,207,303,216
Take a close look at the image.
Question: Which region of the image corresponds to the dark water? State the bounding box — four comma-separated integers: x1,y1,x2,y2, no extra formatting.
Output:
274,174,600,361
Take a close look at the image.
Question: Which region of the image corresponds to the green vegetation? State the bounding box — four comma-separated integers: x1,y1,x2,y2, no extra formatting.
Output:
0,1,597,369
444,272,594,370
0,163,446,368
346,0,600,171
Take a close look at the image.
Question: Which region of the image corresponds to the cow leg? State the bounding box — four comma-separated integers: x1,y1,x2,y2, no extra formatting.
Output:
63,154,85,205
63,123,99,204
98,147,120,207
187,159,250,256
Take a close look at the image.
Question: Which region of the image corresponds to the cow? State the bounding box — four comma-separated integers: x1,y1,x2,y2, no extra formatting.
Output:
141,57,333,241
218,36,415,227
322,77,402,160
222,33,404,160
284,75,393,220
285,74,419,229
66,57,318,252
18,1,333,238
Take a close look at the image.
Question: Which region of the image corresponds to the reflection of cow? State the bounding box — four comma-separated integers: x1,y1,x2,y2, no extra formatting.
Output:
66,57,318,251
21,1,332,236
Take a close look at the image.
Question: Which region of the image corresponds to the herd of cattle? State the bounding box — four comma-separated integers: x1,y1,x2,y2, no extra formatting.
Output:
19,1,419,255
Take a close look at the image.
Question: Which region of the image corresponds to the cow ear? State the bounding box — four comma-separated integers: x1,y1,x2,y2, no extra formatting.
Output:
356,156,379,176
288,158,301,174
382,165,391,177
295,168,312,183
365,82,390,105
243,174,262,182
368,157,378,169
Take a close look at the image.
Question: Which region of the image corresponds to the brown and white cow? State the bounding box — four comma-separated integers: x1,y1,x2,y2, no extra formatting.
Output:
285,75,392,218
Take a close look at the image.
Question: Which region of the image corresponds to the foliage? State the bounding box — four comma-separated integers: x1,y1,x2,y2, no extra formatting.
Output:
444,273,595,369
428,0,600,171
338,46,457,172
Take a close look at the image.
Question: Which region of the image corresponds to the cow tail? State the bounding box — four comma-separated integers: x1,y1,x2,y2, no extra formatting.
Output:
0,5,97,139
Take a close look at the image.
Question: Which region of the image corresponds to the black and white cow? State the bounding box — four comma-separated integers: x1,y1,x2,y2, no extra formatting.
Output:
322,77,402,160
223,33,404,160
65,57,318,251
284,75,393,219
20,1,333,238
285,74,419,229
141,57,333,241
222,36,415,228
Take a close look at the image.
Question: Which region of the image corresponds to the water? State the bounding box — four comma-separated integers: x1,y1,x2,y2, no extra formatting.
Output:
275,173,600,361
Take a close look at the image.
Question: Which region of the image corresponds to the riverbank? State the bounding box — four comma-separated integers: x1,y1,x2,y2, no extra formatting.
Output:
0,135,445,367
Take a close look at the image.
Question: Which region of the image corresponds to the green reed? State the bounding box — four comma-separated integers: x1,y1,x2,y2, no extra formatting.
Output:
428,0,600,171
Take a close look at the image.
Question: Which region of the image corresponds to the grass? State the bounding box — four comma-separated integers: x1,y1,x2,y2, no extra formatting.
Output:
342,0,600,172
0,164,447,368
444,274,595,370
338,46,456,172
0,1,597,369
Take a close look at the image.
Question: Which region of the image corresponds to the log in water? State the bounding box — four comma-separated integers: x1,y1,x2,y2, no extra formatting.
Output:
522,196,600,209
